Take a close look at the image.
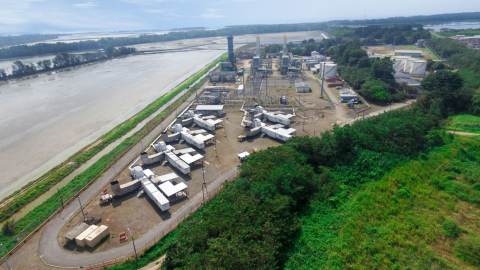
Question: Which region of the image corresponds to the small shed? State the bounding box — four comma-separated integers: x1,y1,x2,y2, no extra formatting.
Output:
63,223,90,242
195,105,225,117
295,82,311,93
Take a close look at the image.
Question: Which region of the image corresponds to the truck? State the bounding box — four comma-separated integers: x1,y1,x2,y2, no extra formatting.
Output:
99,194,113,204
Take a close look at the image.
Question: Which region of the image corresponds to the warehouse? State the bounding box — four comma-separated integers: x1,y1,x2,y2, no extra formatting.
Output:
394,50,422,57
195,105,225,117
295,82,311,93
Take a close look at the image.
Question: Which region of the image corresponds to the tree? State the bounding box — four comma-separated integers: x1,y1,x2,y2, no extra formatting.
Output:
0,68,6,81
37,59,52,71
308,38,315,43
421,70,468,113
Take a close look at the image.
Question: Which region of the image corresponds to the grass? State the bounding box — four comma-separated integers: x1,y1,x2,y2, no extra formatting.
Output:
0,53,227,254
424,45,441,60
438,29,480,38
285,135,480,269
447,114,480,134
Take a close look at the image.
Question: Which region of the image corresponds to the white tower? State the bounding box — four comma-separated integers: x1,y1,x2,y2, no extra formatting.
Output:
256,37,260,57
283,36,288,55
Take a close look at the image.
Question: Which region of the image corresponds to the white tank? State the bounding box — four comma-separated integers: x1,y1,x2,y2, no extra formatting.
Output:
323,64,338,79
410,61,427,76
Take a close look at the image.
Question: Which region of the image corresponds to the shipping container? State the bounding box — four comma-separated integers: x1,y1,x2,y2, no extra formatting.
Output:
328,82,344,87
75,225,98,247
85,225,110,248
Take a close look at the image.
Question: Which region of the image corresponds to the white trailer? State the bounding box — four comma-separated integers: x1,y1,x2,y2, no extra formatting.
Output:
194,117,216,131
165,152,191,175
141,179,170,211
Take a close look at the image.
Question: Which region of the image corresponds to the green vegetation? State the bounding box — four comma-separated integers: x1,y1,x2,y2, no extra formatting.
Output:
0,54,227,254
286,135,480,269
331,41,410,103
438,29,480,37
326,24,431,45
447,114,480,133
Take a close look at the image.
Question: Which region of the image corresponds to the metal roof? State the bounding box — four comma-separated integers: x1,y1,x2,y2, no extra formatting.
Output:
158,181,188,197
196,105,224,111
179,153,203,164
295,82,311,88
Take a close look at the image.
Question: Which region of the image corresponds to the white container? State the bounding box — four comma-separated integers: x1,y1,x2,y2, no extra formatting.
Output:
85,225,110,248
75,225,98,247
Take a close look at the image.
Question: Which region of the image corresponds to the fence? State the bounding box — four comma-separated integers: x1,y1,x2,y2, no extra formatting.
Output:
0,62,219,266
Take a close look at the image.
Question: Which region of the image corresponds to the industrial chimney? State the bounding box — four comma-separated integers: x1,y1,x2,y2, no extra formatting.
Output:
256,37,260,57
283,36,288,55
227,36,235,65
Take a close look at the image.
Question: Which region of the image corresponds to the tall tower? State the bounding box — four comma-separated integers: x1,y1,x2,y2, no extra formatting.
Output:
256,37,260,57
283,36,288,55
227,36,235,65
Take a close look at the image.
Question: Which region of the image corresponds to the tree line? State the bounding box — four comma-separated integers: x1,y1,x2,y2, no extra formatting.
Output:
326,24,431,45
264,39,335,56
329,12,480,26
0,47,135,81
0,34,60,48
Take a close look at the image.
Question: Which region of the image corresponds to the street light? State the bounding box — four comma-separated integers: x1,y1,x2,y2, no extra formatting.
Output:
0,244,12,270
127,228,138,269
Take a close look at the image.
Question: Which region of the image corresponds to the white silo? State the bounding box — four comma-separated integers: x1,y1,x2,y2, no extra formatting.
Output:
323,64,338,79
410,61,427,76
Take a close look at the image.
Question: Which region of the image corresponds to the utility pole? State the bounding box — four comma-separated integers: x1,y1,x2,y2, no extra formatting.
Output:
127,228,138,270
0,244,12,270
214,136,218,157
78,196,85,220
202,158,207,204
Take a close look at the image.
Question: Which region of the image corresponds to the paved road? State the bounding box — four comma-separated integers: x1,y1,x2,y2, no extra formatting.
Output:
448,130,480,136
38,82,238,267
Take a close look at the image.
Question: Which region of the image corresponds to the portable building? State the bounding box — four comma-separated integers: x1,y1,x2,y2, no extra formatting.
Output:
295,82,311,93
64,223,90,242
111,179,141,196
193,117,216,131
141,179,170,211
75,225,98,247
195,105,225,117
158,181,188,201
85,225,110,248
141,152,164,165
165,152,191,174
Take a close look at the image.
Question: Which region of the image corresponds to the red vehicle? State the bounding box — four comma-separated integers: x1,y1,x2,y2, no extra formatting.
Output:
328,82,344,87
326,78,341,82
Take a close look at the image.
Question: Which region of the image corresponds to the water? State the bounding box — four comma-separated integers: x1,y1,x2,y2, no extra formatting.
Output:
424,21,480,31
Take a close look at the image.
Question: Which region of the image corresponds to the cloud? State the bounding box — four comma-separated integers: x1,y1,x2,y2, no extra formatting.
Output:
201,8,226,19
141,9,164,13
73,2,98,8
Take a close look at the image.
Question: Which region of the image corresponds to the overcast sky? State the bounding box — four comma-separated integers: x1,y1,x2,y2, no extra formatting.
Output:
1,0,480,34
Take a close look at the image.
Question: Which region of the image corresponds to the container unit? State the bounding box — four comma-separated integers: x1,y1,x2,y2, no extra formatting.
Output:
165,152,191,175
111,179,141,196
193,117,215,131
131,166,144,179
161,132,181,143
85,225,110,248
181,131,206,149
141,152,165,165
141,179,170,211
143,169,155,179
75,225,98,247
263,112,291,126
410,61,427,76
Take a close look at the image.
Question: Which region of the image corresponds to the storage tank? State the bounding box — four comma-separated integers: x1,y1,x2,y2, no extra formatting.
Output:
323,64,338,79
85,225,110,248
410,61,427,76
75,225,98,247
393,59,405,71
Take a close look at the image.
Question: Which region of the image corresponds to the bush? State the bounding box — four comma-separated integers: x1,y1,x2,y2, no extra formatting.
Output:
443,219,461,238
456,235,480,266
2,220,15,236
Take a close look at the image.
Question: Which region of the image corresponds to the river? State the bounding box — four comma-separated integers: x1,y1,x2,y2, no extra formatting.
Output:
425,21,480,30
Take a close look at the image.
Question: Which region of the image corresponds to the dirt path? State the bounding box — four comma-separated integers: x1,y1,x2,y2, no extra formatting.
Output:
448,130,480,136
140,255,166,270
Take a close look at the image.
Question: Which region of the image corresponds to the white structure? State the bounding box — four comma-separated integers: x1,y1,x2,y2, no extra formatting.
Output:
151,172,179,185
165,152,190,174
179,153,203,165
395,50,422,57
238,151,250,161
321,64,338,79
195,105,225,117
295,82,311,93
283,36,288,54
143,169,155,179
339,89,359,103
75,225,98,247
261,126,295,142
256,37,260,57
131,166,145,179
141,178,170,211
85,225,110,248
311,51,320,57
403,59,414,72
158,181,188,202
193,116,222,131
409,60,427,76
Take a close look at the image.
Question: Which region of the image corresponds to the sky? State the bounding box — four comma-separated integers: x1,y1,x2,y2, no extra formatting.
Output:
1,0,480,34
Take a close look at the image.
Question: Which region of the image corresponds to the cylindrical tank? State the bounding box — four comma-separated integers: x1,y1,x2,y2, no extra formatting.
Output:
323,64,338,79
410,61,427,76
256,37,260,57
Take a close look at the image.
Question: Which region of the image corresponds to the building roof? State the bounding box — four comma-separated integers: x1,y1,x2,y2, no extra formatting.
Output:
295,82,311,88
395,50,422,54
64,223,90,241
158,181,188,197
196,105,224,111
